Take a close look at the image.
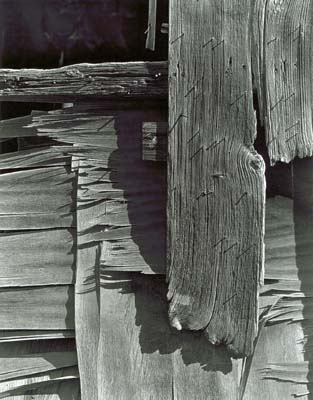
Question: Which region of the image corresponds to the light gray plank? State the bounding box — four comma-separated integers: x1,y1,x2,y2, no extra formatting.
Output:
0,286,74,330
168,0,265,356
0,229,75,287
0,166,76,230
253,0,313,163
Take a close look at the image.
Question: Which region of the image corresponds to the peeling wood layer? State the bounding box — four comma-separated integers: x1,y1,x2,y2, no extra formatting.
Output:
0,61,168,102
168,0,265,356
253,0,313,163
30,107,166,275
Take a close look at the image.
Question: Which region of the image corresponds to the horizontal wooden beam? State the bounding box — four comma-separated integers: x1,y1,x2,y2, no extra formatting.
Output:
0,62,168,102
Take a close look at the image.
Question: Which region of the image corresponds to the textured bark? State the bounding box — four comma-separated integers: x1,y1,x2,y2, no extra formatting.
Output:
168,0,266,356
253,0,313,163
0,61,168,102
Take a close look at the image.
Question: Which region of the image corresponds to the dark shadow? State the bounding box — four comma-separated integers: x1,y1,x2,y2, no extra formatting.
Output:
293,157,313,398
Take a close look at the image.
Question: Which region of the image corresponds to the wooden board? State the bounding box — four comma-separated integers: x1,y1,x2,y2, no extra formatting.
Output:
0,166,76,230
0,286,74,330
0,229,75,287
253,0,313,163
168,0,265,356
0,62,167,102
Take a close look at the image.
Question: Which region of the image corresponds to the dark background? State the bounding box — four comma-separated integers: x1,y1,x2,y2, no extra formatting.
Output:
0,0,168,68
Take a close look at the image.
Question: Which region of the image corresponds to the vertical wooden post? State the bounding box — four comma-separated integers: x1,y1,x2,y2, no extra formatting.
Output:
168,0,266,356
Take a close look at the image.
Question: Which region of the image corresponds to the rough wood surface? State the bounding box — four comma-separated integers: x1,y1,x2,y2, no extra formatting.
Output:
168,0,265,356
253,0,313,163
0,229,75,287
0,340,79,400
30,107,166,274
0,62,167,102
0,166,76,230
0,286,74,330
98,272,240,400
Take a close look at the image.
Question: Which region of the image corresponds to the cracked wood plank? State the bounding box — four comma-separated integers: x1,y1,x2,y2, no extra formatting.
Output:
0,62,167,102
253,0,313,163
168,0,266,356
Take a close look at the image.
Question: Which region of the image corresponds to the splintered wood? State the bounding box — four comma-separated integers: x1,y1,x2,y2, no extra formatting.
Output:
168,1,266,356
253,0,313,163
0,62,167,102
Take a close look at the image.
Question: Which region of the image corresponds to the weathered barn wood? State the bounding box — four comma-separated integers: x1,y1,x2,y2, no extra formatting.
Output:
0,286,74,330
253,0,313,164
0,229,75,287
98,272,240,400
0,166,76,230
0,339,79,400
146,0,158,51
168,0,265,356
0,62,167,102
1,102,313,398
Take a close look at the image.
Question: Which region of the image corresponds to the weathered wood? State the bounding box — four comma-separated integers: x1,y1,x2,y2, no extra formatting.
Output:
0,339,78,400
0,229,75,287
98,272,239,400
30,107,166,274
243,323,308,399
168,0,265,356
0,286,74,330
0,146,71,170
0,62,168,102
0,166,76,230
146,0,158,51
253,0,313,163
75,160,100,400
0,331,75,342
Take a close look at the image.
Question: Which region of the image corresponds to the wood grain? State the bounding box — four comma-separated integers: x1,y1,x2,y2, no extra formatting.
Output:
0,286,74,330
75,160,100,400
168,0,265,356
98,273,239,400
253,0,313,163
0,229,75,287
0,166,76,230
0,62,167,102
